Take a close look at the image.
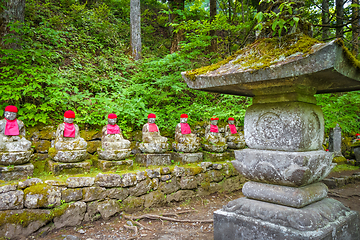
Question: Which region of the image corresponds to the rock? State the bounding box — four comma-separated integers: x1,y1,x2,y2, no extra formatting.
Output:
159,178,180,194
122,196,145,212
24,184,61,208
160,167,171,175
179,175,203,189
0,184,17,194
98,149,131,161
221,175,246,192
98,199,121,220
200,162,213,171
160,175,171,182
197,182,221,196
152,178,159,190
136,171,147,181
0,163,34,181
63,235,81,240
0,151,32,165
172,166,185,177
142,191,165,208
38,126,56,140
53,150,87,163
171,152,203,164
31,153,49,162
61,188,83,203
121,173,137,187
53,201,86,229
80,130,102,141
33,140,51,153
87,141,101,154
66,177,95,188
208,170,224,182
82,187,107,202
95,159,133,171
213,164,223,170
95,173,122,187
145,168,160,178
46,160,91,176
18,178,43,189
136,153,171,166
139,142,169,154
0,190,24,210
166,190,195,202
106,187,129,200
44,180,66,186
83,201,101,222
183,166,204,176
129,178,153,197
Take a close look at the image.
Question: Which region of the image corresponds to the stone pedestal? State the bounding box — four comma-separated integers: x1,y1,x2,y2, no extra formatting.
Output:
136,153,171,166
203,143,227,153
0,163,34,181
94,159,133,171
171,152,203,164
53,150,87,163
97,149,131,161
203,151,231,162
139,142,168,154
46,159,91,175
0,151,32,165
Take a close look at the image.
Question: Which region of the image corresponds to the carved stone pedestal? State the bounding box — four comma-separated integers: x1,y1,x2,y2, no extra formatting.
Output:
171,152,203,164
203,151,231,162
53,150,87,163
0,163,34,181
0,151,33,165
94,159,133,171
46,159,91,175
136,153,171,166
97,149,131,161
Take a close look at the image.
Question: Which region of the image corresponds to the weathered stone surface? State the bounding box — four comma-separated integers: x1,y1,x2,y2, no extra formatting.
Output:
0,150,32,165
84,201,101,222
129,178,153,197
354,146,360,163
198,182,222,196
172,166,185,177
82,187,106,202
221,175,246,193
80,130,102,141
213,164,223,170
244,102,324,151
86,140,101,154
233,149,334,187
208,170,224,182
161,167,171,175
31,153,49,162
0,163,34,181
172,142,200,153
171,152,203,164
166,190,195,202
139,142,169,154
38,126,56,140
44,180,65,186
136,171,147,181
24,184,61,208
329,124,343,159
66,177,94,188
203,151,231,162
160,174,171,181
97,199,121,220
200,162,213,171
106,187,129,200
98,148,131,161
152,178,159,190
136,153,171,166
145,168,160,178
179,174,203,189
53,150,87,163
33,140,51,153
159,178,180,194
203,143,227,153
121,173,137,187
142,191,165,208
95,173,122,187
61,188,83,203
215,198,360,240
322,177,346,189
122,196,145,212
18,178,43,189
0,209,51,239
242,181,328,208
0,190,24,210
0,184,17,193
96,159,133,171
53,201,86,229
46,159,91,176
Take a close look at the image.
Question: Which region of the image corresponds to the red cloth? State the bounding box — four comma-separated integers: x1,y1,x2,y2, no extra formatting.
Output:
148,123,158,132
4,118,19,136
5,105,18,113
210,125,219,133
63,123,75,137
180,123,191,134
108,113,117,119
107,124,120,134
148,113,156,119
64,110,75,118
229,124,237,134
180,114,188,118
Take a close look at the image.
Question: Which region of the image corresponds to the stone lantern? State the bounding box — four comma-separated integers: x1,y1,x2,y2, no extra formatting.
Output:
182,36,360,239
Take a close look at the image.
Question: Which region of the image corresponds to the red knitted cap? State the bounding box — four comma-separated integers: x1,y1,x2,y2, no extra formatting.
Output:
5,105,18,113
228,117,235,121
64,110,75,118
148,113,156,119
180,114,188,118
356,133,360,136
211,116,219,121
108,113,117,119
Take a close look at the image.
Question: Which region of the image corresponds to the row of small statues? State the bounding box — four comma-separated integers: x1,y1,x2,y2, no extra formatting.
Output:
0,106,245,165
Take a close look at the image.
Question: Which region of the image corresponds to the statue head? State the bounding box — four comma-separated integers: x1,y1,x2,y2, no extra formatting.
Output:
228,117,235,125
180,114,188,123
4,105,18,121
211,116,219,125
108,113,117,125
64,110,75,124
148,113,156,124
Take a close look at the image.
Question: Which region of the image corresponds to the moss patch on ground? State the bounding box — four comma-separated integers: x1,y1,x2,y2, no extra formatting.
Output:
332,164,359,172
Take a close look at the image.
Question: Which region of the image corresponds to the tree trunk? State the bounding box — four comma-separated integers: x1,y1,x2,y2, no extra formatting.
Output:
130,0,141,60
336,0,344,39
352,0,359,56
209,0,217,52
322,0,330,40
0,0,25,49
169,0,185,53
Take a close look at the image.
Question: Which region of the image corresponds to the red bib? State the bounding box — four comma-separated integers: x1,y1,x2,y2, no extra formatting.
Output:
148,123,158,132
229,124,237,134
107,124,120,134
210,125,219,133
4,118,19,136
180,123,191,134
64,123,75,138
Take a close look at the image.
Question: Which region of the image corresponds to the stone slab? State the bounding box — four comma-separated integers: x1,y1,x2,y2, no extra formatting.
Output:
0,151,32,165
98,149,131,161
233,149,334,187
95,159,133,171
46,159,91,176
139,142,169,154
203,143,227,153
242,181,327,208
0,163,34,181
203,152,231,162
214,197,360,240
53,150,87,163
171,152,203,164
136,154,171,167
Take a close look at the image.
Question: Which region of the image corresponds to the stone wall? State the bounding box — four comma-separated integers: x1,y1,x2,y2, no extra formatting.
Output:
0,162,245,239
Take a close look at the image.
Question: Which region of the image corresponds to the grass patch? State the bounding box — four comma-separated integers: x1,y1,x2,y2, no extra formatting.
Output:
331,164,360,172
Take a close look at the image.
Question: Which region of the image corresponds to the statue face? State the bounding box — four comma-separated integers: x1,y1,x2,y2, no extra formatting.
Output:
228,120,235,125
148,118,156,124
180,118,187,123
211,120,218,125
64,117,74,124
4,111,17,121
108,118,117,125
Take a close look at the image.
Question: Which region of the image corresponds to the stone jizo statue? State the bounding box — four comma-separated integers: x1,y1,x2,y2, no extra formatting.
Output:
139,113,168,153
224,117,245,149
203,116,227,152
172,114,200,152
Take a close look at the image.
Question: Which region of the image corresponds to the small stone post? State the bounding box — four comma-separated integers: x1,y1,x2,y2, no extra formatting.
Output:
329,124,347,163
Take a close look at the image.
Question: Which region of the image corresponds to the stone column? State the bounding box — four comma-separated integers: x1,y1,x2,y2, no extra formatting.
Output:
329,124,347,163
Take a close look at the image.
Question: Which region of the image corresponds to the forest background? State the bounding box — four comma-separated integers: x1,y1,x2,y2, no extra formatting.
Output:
0,0,360,136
